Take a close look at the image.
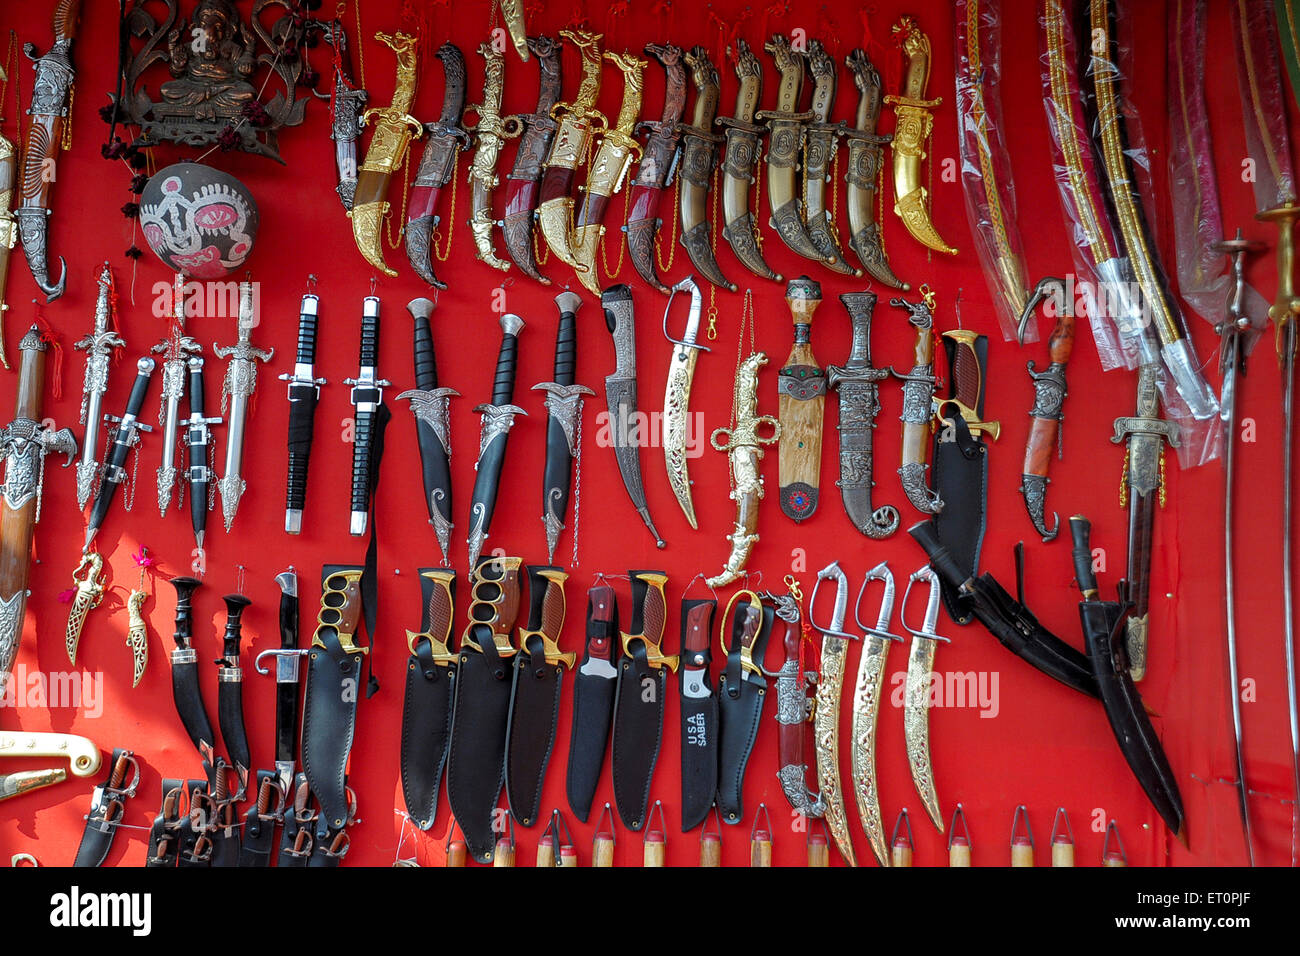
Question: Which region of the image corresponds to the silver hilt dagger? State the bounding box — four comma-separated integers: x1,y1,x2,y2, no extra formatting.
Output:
214,280,274,532
74,262,126,511
152,274,200,517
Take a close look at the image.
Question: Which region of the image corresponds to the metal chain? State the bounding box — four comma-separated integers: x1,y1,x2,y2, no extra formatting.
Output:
34,447,45,524
351,0,366,89
752,154,764,250
124,441,140,512
1118,451,1129,508
654,175,680,273
571,407,582,567
384,149,412,250
207,439,217,510
601,187,632,279
433,153,460,261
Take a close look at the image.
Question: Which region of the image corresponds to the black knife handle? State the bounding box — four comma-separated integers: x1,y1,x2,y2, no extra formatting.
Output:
221,594,252,661
169,576,201,650
121,358,156,424
359,297,381,369
285,390,316,513
553,292,582,386
413,313,438,391
1070,515,1098,596
297,295,320,366
491,314,524,407
188,358,207,416
350,410,375,518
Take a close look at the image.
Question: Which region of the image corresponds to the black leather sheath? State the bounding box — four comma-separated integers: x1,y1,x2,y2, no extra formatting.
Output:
716,604,774,824
146,777,185,868
931,414,988,625
505,634,564,826
401,640,456,830
72,749,136,868
237,770,281,867
301,626,363,835
611,640,668,831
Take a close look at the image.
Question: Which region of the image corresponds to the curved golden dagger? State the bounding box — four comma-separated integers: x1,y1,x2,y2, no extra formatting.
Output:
808,560,858,868
757,35,831,264
465,42,522,273
900,563,947,832
537,30,605,271
571,51,647,295
885,16,958,256
662,276,709,528
350,32,423,277
850,562,904,867
497,0,530,62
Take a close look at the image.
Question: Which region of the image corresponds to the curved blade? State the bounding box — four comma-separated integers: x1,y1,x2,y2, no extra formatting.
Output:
904,635,943,831
851,635,892,866
813,633,856,866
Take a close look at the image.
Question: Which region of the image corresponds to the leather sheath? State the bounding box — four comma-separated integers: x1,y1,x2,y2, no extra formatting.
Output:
73,749,136,868
505,633,564,827
447,634,514,861
208,788,242,868
400,569,457,830
565,584,619,822
146,778,185,868
911,520,1100,698
176,779,213,867
717,602,774,825
612,638,667,830
171,647,216,783
275,773,315,868
238,770,281,866
930,334,990,624
679,598,719,831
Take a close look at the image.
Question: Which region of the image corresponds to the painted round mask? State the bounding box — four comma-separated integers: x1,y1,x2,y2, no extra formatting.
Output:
140,163,259,278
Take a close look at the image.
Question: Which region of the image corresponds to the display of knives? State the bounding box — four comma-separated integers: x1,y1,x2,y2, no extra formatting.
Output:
679,596,718,832
182,356,221,549
397,297,459,565
502,35,563,283
626,42,688,293
254,569,306,795
281,288,326,534
566,582,619,823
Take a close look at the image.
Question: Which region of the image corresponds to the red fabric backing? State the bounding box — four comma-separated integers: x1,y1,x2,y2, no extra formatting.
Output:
0,0,1295,867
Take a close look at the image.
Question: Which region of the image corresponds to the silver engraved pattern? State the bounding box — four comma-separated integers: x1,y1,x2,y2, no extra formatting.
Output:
535,383,593,455
0,590,28,692
1,421,41,510
398,387,459,454
474,403,526,459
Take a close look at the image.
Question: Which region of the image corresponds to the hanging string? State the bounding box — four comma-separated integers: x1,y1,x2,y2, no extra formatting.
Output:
33,309,64,400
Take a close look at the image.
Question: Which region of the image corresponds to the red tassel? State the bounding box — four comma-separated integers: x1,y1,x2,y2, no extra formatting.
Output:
57,587,76,604
131,546,156,569
34,314,63,401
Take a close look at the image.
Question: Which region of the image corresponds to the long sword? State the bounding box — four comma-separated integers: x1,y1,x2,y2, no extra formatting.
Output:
75,263,125,511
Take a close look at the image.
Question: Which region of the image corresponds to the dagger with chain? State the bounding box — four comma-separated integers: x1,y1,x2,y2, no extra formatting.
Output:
501,36,563,283
626,43,687,294
154,273,199,519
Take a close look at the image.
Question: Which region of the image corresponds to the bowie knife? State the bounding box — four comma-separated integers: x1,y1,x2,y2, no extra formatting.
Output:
74,263,125,511
533,292,593,562
537,30,606,270
84,357,154,551
851,562,903,867
602,285,665,547
677,46,736,292
397,297,459,564
566,583,619,822
446,555,523,862
717,589,774,826
662,276,710,528
405,43,471,289
718,39,782,283
182,357,221,549
931,330,1000,623
830,292,900,538
808,563,857,865
502,36,563,283
253,569,306,795
902,564,947,832
400,568,457,829
300,565,367,841
844,49,908,288
214,280,273,533
626,43,687,293
467,313,527,566
612,570,677,830
890,289,942,515
758,35,830,265
803,40,858,275
217,594,252,802
778,277,827,522
679,596,719,831
506,566,575,826
346,296,390,537
281,289,326,534
153,273,196,519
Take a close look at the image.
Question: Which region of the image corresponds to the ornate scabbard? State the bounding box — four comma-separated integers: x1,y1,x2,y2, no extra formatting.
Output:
125,587,148,689
218,594,253,800
405,43,470,290
498,0,530,61
844,50,908,289
466,42,522,273
771,591,823,820
803,41,858,276
662,277,709,529
153,274,198,519
571,51,647,295
467,314,527,566
777,277,826,522
533,292,593,561
626,43,687,294
1018,278,1074,541
808,562,859,866
707,352,780,588
758,35,827,264
890,289,943,514
851,563,903,867
64,551,103,666
901,564,946,832
1112,362,1179,682
321,20,367,212
214,281,272,533
398,297,458,564
677,46,736,292
0,128,16,369
537,30,605,271
0,327,75,690
16,0,78,302
350,31,422,277
830,292,899,538
76,264,125,512
885,16,958,257
502,36,563,284
717,39,781,283
85,356,154,550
